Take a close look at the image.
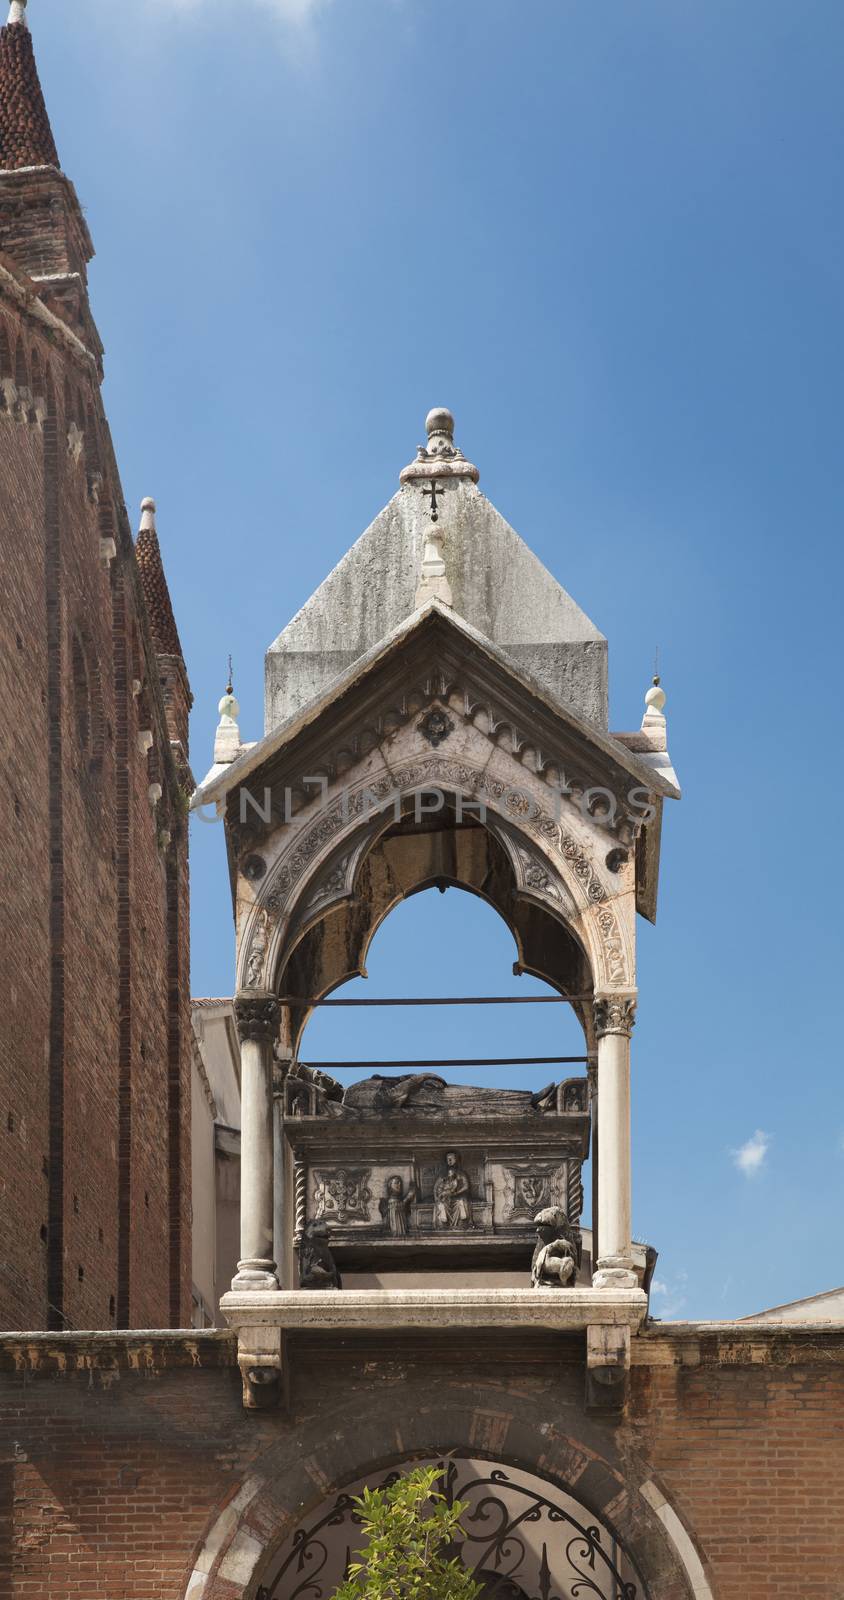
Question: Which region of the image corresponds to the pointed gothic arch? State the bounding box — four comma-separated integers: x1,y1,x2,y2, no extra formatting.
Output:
260,789,598,1055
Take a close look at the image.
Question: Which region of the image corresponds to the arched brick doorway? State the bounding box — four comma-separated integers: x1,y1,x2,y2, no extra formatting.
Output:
258,1456,644,1600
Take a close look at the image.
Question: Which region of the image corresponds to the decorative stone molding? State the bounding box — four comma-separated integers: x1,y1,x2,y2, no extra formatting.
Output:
593,995,637,1039
234,993,280,1045
292,1150,307,1245
241,752,634,996
228,656,653,849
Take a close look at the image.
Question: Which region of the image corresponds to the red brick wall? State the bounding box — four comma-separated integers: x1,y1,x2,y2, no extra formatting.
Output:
0,272,192,1332
0,1327,841,1600
0,313,51,1330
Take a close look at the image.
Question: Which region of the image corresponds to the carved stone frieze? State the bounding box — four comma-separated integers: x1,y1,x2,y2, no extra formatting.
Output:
234,993,280,1044
593,995,637,1039
232,648,654,857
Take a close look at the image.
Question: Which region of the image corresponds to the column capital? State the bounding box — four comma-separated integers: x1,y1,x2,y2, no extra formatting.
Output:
593,994,637,1040
235,991,280,1044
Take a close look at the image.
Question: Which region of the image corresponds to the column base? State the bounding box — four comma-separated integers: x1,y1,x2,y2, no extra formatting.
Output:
593,1257,638,1290
231,1259,279,1292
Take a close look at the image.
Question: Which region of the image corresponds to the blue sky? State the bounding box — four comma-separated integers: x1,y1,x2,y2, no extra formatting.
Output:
35,0,844,1319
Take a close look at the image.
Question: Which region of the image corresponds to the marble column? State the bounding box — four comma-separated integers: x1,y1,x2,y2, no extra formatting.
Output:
592,994,638,1289
232,992,280,1291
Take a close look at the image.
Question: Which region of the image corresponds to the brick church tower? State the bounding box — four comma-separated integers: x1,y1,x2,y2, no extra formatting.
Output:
0,0,193,1331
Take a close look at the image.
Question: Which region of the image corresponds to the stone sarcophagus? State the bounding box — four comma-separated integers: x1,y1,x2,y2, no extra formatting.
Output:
277,1067,590,1289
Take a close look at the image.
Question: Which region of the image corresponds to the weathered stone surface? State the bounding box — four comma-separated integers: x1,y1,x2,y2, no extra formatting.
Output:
265,480,608,732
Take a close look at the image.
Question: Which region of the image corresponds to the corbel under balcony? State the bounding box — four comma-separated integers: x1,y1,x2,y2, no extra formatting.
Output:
221,1286,647,1413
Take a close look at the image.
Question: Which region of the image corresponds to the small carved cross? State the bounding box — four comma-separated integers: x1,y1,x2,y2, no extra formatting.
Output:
422,481,446,522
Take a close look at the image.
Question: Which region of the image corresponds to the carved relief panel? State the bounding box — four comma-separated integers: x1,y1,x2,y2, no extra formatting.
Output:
299,1146,584,1245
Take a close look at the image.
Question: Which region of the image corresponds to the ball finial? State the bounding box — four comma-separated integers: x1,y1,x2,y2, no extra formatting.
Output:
644,675,666,716
425,407,454,441
218,688,240,722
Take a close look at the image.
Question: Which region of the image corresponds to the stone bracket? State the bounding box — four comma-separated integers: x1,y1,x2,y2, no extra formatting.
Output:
222,1287,647,1410
585,1321,631,1415
236,1321,285,1411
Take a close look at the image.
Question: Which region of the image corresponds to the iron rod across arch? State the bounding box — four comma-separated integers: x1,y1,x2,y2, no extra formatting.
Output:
279,994,593,1007
300,1055,590,1070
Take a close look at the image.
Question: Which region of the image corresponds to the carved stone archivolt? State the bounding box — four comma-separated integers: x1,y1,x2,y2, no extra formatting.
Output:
239,754,634,994
593,995,637,1039
234,993,280,1044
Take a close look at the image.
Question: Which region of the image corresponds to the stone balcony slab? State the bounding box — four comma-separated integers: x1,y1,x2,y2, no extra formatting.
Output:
221,1285,648,1335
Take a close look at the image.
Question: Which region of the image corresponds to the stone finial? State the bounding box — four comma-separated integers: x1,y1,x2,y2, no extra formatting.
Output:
7,1,28,27
425,407,455,453
139,495,156,533
400,405,479,486
645,675,666,715
642,674,667,731
214,669,241,765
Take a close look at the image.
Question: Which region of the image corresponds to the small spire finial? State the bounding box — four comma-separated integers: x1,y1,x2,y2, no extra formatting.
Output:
215,664,241,765
644,674,667,720
139,496,156,533
7,1,28,27
400,404,478,485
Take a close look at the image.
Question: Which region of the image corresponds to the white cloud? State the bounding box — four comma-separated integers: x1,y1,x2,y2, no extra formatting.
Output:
732,1129,770,1178
650,1273,688,1318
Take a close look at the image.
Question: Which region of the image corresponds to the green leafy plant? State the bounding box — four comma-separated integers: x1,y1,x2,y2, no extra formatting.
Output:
330,1465,483,1600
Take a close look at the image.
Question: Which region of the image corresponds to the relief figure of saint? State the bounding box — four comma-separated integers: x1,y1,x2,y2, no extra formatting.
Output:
434,1149,473,1229
379,1174,416,1236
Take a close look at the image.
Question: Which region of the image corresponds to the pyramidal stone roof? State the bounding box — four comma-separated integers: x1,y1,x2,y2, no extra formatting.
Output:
135,499,185,661
265,408,608,735
0,9,60,172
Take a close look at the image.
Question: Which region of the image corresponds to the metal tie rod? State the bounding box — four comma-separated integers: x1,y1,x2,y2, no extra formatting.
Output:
301,1055,589,1070
279,994,591,1007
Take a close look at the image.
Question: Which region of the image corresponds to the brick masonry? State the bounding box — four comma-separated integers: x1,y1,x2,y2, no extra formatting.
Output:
0,142,192,1333
0,1325,842,1599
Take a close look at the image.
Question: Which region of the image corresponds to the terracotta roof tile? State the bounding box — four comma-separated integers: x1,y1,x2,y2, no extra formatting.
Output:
0,22,59,171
